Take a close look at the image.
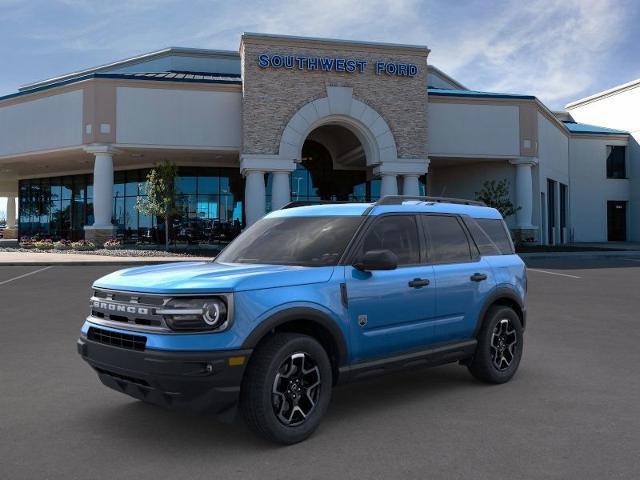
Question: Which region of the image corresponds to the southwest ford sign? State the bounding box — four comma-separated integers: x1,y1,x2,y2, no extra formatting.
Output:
257,54,418,77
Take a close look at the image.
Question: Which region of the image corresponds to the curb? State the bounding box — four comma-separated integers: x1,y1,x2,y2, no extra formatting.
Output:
519,251,640,259
0,260,208,267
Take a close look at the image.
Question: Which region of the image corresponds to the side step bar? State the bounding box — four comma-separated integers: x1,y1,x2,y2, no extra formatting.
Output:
337,340,477,384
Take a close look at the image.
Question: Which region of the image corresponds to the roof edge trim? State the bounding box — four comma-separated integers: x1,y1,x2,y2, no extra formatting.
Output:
565,78,640,109
19,47,240,92
2,72,241,103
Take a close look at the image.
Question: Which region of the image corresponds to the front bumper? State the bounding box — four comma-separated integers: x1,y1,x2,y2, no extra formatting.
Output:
77,336,251,414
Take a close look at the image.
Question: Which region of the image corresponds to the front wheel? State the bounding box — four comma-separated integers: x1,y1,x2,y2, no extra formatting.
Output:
240,333,332,444
468,306,523,384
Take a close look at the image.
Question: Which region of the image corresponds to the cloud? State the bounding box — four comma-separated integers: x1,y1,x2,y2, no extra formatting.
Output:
187,0,634,108
1,0,636,108
424,0,632,108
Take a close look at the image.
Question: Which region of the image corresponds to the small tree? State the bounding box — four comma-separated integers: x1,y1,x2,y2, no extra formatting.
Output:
475,179,520,218
136,161,178,251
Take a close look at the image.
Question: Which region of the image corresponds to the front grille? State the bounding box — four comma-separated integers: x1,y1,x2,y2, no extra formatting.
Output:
90,289,168,330
88,327,147,351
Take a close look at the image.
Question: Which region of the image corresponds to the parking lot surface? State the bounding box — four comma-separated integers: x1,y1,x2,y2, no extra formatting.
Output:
1,258,639,480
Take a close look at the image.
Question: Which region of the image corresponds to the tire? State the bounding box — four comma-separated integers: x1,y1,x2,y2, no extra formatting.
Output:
240,333,332,444
468,306,523,384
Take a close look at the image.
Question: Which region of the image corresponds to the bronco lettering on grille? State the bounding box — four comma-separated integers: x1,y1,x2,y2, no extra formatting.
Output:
92,300,149,315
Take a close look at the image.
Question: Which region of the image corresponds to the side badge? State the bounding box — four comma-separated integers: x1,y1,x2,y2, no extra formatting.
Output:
358,314,368,327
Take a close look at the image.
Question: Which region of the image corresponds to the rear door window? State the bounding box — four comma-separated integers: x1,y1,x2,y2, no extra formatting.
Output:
422,215,473,264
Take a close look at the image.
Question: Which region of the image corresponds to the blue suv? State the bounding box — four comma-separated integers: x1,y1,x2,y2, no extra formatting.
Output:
78,196,527,444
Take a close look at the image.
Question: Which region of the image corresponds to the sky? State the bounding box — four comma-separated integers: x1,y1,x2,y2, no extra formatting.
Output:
1,0,640,218
1,0,639,109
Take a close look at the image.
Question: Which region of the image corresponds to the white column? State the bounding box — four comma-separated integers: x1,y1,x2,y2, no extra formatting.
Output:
6,195,16,229
402,174,420,196
271,171,291,210
510,158,537,229
380,174,398,197
91,151,115,227
244,170,266,226
375,159,428,199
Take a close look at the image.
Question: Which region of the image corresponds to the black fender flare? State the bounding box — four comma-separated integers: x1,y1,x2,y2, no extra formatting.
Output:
241,307,348,365
473,286,526,337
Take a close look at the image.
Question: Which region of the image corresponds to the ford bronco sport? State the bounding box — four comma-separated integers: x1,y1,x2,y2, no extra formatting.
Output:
78,196,527,444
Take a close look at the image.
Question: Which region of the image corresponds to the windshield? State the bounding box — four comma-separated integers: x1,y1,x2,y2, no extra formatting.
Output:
215,215,363,267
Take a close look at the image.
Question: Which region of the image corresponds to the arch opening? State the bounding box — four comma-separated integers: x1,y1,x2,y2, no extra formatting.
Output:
294,123,380,202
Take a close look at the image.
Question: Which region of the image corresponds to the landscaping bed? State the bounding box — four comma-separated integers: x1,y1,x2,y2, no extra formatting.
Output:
0,247,206,257
0,237,221,257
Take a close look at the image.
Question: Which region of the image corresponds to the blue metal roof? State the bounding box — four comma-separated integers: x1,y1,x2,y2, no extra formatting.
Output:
428,87,536,100
562,121,628,135
116,71,241,82
0,71,242,103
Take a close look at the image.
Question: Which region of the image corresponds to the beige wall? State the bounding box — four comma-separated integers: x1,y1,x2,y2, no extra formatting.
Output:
0,90,83,157
428,102,520,157
429,161,517,226
240,35,429,159
116,86,242,148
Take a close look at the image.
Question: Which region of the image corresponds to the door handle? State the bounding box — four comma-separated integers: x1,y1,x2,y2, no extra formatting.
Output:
408,278,430,288
470,273,488,282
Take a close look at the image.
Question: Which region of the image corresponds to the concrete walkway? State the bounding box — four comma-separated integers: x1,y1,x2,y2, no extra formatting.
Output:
519,250,640,259
0,251,211,266
569,242,640,250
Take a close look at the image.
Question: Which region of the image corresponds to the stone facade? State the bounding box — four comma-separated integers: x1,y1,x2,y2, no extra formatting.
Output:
84,226,116,247
240,34,429,161
2,227,17,239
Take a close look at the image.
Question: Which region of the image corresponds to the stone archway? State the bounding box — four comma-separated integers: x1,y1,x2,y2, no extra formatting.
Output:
278,86,398,166
240,86,429,225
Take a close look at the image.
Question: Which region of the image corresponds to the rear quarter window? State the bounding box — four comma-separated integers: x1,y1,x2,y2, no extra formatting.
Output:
473,218,515,255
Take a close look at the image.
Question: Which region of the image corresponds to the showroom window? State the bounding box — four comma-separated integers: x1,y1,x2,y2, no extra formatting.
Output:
18,167,245,244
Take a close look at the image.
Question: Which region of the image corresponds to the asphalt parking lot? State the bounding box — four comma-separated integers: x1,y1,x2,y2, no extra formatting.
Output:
1,257,639,480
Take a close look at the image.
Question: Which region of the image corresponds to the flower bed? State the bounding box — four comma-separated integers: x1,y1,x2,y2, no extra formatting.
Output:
19,237,35,249
70,240,96,251
54,239,72,250
103,238,122,250
33,239,54,250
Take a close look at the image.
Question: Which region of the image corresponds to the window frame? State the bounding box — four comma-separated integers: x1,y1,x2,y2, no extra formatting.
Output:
419,213,480,265
342,213,425,268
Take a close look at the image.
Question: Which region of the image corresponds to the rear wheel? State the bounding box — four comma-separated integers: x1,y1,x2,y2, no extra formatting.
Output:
240,333,332,444
468,306,523,384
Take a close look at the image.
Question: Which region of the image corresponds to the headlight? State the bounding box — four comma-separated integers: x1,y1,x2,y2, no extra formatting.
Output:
157,297,229,331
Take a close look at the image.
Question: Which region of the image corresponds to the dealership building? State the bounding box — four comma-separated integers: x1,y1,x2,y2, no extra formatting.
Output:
0,33,636,246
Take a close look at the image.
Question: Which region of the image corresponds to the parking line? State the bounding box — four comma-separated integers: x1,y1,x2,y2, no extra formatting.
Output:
527,268,581,279
0,266,52,286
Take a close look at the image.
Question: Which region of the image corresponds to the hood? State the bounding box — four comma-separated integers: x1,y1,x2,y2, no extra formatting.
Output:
92,261,335,294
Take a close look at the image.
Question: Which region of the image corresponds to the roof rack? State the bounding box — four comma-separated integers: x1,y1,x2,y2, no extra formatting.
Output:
375,195,486,207
280,200,354,209
280,196,486,210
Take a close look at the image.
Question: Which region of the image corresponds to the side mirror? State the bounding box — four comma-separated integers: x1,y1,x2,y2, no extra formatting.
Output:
353,249,398,271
